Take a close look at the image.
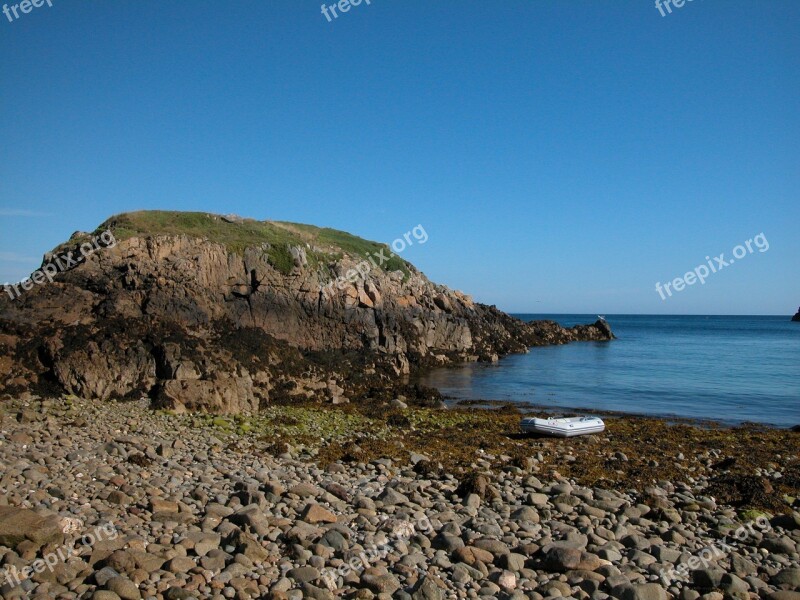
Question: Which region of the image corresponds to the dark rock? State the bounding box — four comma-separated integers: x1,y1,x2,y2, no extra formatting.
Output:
105,576,141,600
772,568,800,589
411,575,445,600
287,566,319,584
611,583,668,600
456,473,497,500
543,547,603,572
691,568,725,590
767,593,800,600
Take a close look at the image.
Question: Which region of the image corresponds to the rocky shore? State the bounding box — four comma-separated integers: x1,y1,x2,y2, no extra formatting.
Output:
0,211,613,411
1,396,798,600
0,212,796,600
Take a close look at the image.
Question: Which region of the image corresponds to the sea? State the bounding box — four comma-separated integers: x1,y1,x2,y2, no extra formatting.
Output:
419,315,800,428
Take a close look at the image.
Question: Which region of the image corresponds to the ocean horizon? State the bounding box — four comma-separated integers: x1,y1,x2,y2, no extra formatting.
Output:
420,314,800,428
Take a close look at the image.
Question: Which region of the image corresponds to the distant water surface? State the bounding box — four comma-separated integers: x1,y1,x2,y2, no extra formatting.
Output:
419,315,800,427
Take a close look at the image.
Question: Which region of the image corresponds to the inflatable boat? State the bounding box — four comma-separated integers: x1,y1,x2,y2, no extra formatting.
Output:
521,416,605,437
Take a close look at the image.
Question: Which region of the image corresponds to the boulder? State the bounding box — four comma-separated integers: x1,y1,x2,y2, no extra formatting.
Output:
0,506,65,549
543,547,604,572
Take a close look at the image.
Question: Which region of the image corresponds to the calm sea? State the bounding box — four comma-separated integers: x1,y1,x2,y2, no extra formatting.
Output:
419,315,800,428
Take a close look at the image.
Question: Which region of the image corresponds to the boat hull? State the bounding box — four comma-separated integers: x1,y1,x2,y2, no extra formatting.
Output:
521,416,605,438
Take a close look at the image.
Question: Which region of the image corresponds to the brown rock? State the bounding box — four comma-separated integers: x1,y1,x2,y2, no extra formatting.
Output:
149,499,179,514
453,545,495,566
543,547,604,572
0,506,65,549
301,504,337,524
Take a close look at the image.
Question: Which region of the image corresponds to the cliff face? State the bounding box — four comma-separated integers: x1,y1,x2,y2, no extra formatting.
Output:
0,211,613,413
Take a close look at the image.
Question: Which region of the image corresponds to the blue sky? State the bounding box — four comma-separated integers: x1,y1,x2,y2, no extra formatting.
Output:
1,0,798,315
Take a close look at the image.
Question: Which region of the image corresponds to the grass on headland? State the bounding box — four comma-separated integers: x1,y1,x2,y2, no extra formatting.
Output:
93,210,411,277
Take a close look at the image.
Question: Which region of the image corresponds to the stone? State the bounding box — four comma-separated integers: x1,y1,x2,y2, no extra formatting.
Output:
288,566,320,584
767,594,800,600
772,568,800,589
377,488,409,506
730,553,757,577
719,573,749,596
149,498,180,514
107,491,132,505
0,507,65,549
301,504,337,524
361,570,401,594
465,493,481,508
499,553,527,572
289,483,321,498
511,506,540,523
94,567,121,587
93,593,122,600
691,568,725,590
105,576,141,600
453,546,494,566
104,550,138,574
411,575,444,600
165,588,197,599
761,536,797,554
544,547,603,572
166,557,196,573
320,529,348,551
612,583,668,600
528,493,549,508
432,532,464,552
497,570,517,590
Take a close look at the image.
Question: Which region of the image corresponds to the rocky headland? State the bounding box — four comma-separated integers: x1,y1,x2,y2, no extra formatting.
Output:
0,211,612,412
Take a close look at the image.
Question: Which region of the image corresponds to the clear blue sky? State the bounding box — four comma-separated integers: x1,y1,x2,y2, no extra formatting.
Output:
1,1,798,315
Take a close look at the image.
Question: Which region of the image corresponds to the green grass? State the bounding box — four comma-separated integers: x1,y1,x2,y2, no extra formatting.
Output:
95,211,411,278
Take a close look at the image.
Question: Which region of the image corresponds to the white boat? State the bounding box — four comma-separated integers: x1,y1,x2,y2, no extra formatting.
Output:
521,416,605,437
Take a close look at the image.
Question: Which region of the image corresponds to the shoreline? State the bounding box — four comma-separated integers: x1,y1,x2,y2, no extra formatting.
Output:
415,313,800,431
448,399,793,431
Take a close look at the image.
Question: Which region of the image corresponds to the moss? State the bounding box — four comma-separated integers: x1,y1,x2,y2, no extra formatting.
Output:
212,416,232,429
739,509,772,522
267,243,296,276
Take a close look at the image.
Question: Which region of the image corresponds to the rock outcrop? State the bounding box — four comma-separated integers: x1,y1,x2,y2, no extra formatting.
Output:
792,307,800,322
0,211,613,412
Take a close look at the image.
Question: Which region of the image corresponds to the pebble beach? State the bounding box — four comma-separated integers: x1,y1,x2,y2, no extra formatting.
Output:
1,395,798,600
